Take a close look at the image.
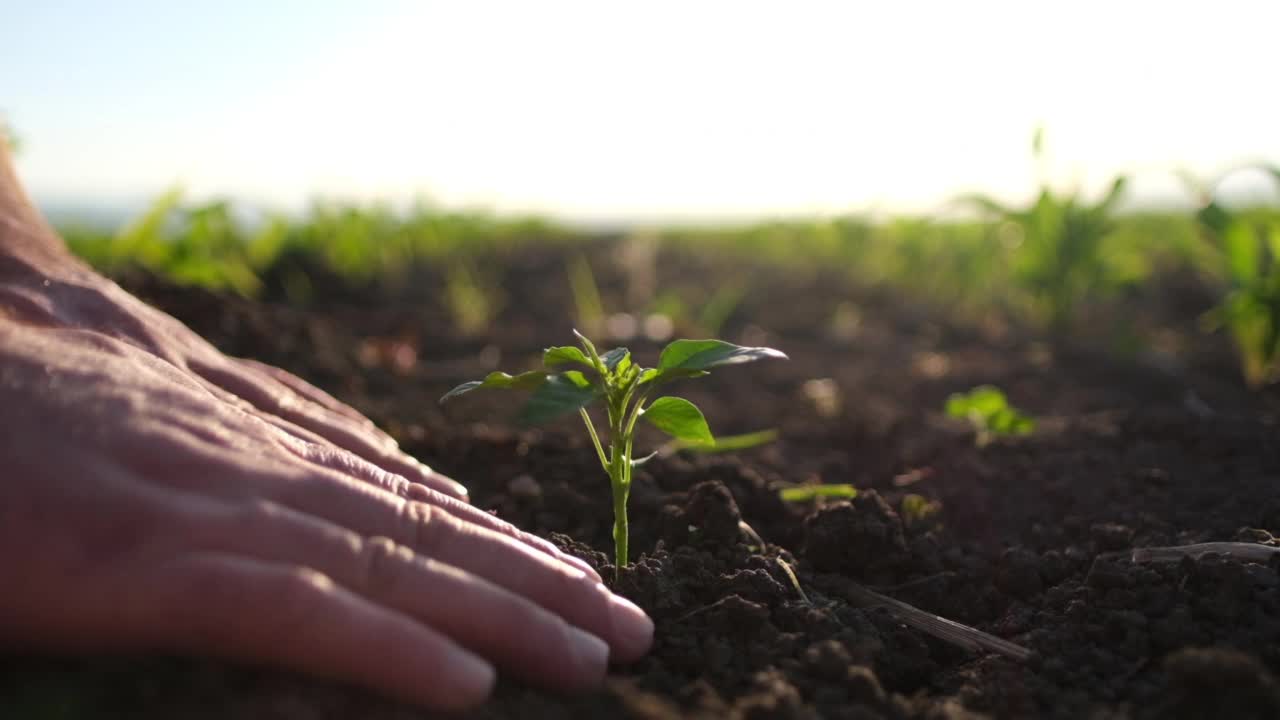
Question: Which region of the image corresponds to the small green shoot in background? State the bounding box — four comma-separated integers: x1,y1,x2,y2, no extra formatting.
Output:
445,260,503,336
568,253,606,337
945,385,1035,447
962,128,1136,333
778,483,858,503
1185,165,1280,387
441,333,786,575
900,493,943,527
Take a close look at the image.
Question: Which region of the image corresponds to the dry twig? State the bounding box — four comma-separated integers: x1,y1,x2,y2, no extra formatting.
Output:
815,574,1032,662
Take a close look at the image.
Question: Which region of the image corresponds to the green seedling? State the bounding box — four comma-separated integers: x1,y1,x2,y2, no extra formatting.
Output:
963,129,1134,333
445,260,502,336
900,493,942,527
568,253,606,337
778,483,857,503
1184,166,1280,387
945,385,1035,447
441,332,786,573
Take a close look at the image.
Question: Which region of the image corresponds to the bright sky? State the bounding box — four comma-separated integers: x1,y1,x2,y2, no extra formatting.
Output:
4,0,1277,222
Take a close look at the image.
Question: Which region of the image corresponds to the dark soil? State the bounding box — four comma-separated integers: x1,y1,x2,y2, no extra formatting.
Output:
4,241,1280,719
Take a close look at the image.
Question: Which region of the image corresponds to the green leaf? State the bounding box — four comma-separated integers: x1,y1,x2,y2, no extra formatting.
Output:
779,484,858,502
573,329,606,369
988,408,1035,435
657,339,787,372
900,493,941,524
440,370,549,403
1093,175,1128,216
1223,220,1260,285
671,428,779,454
1196,200,1234,236
945,385,1035,439
543,345,592,368
601,347,631,372
642,396,713,445
638,367,709,386
945,386,1009,418
517,371,600,425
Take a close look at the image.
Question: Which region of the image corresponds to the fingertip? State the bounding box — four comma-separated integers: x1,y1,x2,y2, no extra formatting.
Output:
564,625,610,687
601,588,655,662
410,461,471,503
442,651,498,710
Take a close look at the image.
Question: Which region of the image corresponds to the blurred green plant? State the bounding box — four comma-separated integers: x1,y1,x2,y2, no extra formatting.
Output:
900,493,942,526
444,259,503,336
647,281,746,338
1185,165,1280,386
945,385,1035,447
67,189,284,296
778,483,857,503
962,130,1135,333
568,252,606,337
62,193,571,298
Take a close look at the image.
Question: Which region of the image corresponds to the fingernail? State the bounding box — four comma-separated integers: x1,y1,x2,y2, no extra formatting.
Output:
418,464,469,500
600,587,654,660
442,649,497,709
566,625,609,679
445,479,469,500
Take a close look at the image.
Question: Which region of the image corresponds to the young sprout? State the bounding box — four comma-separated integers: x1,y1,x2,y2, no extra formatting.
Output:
1184,166,1280,387
944,385,1035,447
962,129,1131,333
441,331,786,574
778,483,858,503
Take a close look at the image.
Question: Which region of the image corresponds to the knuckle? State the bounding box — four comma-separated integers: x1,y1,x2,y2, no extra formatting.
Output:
355,536,413,597
232,497,286,529
546,561,593,597
400,500,453,558
257,566,335,645
182,563,333,652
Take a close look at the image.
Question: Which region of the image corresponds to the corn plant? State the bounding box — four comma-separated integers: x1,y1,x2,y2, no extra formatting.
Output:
1186,166,1280,386
963,130,1133,332
441,332,786,574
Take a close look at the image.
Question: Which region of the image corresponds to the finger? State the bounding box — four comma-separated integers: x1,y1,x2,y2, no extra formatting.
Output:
123,552,496,711
257,406,470,501
237,358,369,423
104,393,598,584
271,447,603,584
189,357,470,501
191,502,615,689
229,488,645,661
383,497,653,662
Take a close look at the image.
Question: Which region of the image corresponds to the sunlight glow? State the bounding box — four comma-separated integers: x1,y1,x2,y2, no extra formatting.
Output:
8,0,1278,221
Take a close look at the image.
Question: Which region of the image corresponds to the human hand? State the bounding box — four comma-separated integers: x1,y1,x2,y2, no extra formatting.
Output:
0,175,653,711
